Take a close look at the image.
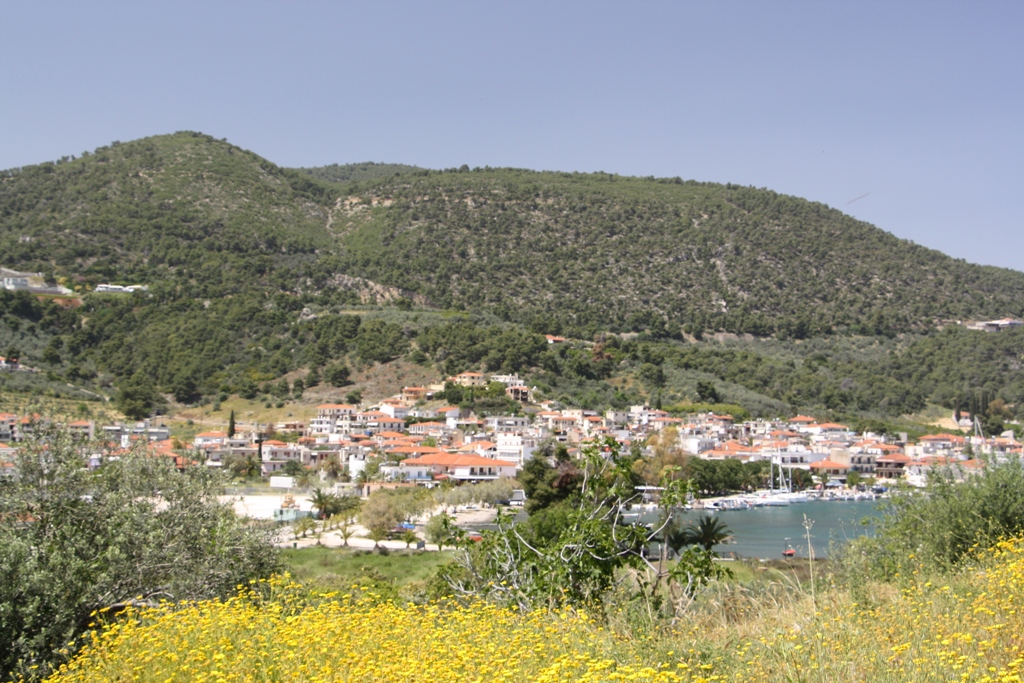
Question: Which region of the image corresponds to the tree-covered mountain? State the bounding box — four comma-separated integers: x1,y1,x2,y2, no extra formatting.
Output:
326,170,1024,338
2,131,1024,425
5,132,1023,336
0,132,334,291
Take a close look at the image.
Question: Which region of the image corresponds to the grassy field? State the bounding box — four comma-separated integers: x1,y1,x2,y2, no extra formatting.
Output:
280,546,454,588
0,391,123,424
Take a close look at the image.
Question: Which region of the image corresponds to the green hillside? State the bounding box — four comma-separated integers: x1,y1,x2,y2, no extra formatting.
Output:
0,131,335,291
327,169,1024,338
2,132,1024,425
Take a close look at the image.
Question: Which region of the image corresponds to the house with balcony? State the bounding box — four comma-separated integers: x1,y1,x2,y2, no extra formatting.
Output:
399,452,518,481
448,371,487,388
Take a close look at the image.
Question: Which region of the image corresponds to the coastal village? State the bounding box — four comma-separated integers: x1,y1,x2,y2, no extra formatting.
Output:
2,368,1018,495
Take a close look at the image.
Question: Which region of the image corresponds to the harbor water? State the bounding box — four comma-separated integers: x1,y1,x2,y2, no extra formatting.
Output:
477,498,886,561
674,499,885,559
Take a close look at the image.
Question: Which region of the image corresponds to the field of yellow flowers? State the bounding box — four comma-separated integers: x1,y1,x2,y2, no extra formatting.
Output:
43,538,1024,683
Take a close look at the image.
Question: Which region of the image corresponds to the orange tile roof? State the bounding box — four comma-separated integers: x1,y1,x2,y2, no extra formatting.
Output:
809,459,849,470
919,434,966,442
876,453,911,464
387,445,443,455
401,453,518,468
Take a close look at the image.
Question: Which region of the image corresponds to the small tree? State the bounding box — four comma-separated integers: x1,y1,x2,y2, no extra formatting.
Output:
425,513,457,550
401,529,419,549
695,380,720,403
360,492,401,548
227,410,236,438
366,525,390,549
116,372,158,420
325,363,351,387
282,459,306,477
227,453,262,480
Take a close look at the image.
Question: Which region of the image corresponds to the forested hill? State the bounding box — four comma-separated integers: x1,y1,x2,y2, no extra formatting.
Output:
2,131,1024,340
326,170,1024,338
0,132,335,291
3,132,1024,421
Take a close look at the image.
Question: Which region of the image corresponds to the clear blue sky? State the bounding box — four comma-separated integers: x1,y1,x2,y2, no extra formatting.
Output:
2,1,1022,270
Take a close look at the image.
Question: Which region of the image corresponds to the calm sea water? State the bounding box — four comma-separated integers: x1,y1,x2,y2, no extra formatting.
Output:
477,499,886,561
675,499,885,559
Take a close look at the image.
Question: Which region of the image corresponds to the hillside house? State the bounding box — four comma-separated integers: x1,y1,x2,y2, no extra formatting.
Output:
401,386,428,402
484,415,531,433
448,371,487,388
0,413,16,441
379,401,410,419
399,452,518,481
354,411,405,434
408,421,450,436
505,385,531,402
193,431,228,449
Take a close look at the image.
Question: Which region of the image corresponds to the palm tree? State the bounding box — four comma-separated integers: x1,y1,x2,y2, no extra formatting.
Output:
336,521,355,547
309,488,340,520
229,453,261,480
681,515,732,552
293,517,317,539
321,455,344,481
366,525,389,549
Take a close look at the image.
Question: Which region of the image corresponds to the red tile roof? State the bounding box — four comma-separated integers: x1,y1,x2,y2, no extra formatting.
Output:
402,453,517,468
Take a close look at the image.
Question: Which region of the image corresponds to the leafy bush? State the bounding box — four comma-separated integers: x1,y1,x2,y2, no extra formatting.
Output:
856,456,1024,574
0,429,280,679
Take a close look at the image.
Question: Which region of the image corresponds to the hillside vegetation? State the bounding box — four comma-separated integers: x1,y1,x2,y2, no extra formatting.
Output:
297,161,424,183
327,169,1024,337
2,132,1024,423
